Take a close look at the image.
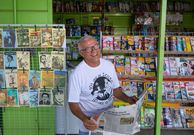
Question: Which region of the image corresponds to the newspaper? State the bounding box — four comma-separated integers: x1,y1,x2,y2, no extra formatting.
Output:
90,90,147,135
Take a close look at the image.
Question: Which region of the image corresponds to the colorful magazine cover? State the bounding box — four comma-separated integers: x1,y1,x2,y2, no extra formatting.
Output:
0,90,7,107
17,70,29,91
162,107,173,128
144,107,155,128
144,57,156,76
173,82,182,100
171,109,183,128
28,89,38,107
114,55,125,76
176,57,190,76
180,82,188,100
187,58,194,75
113,36,121,50
0,52,4,69
16,51,30,70
185,82,194,100
184,36,192,52
5,69,17,88
51,51,65,70
39,52,52,69
52,88,64,106
0,29,2,47
52,28,65,48
131,57,139,76
127,35,135,50
102,36,113,50
169,57,178,76
0,70,6,88
121,35,128,50
16,28,30,47
125,56,131,75
72,25,81,36
41,70,54,88
163,57,170,76
2,28,16,48
7,89,18,107
144,36,155,51
137,57,145,76
4,51,17,69
41,28,52,48
29,28,41,47
39,89,52,106
190,37,194,51
164,81,175,100
54,70,66,88
18,91,29,106
134,36,144,51
29,70,41,89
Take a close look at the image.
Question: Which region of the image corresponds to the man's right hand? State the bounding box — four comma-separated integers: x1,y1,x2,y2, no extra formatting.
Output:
83,117,98,131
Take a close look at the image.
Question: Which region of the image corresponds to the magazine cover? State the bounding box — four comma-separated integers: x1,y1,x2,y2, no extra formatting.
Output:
41,28,52,48
102,36,113,50
176,57,190,76
137,57,145,76
0,52,4,69
124,57,131,75
7,89,18,107
114,55,125,76
164,81,175,100
162,107,173,128
144,36,155,51
0,90,7,107
169,57,178,76
187,58,194,75
2,28,16,48
0,29,2,47
184,36,192,52
16,28,30,47
29,70,41,89
54,70,66,88
52,28,65,48
144,107,155,128
39,52,52,69
176,36,184,51
17,71,29,91
72,25,81,36
145,81,155,101
4,51,17,69
113,36,121,50
41,70,54,88
52,88,64,106
39,89,52,106
28,89,38,107
163,57,170,76
180,82,188,100
18,91,29,106
51,51,65,70
173,82,182,100
127,35,134,50
171,109,183,128
81,26,90,36
185,82,194,100
190,37,194,51
134,36,144,51
144,57,156,76
29,28,41,47
16,51,30,70
131,57,139,76
121,35,128,50
5,69,17,88
0,70,5,88
168,36,177,51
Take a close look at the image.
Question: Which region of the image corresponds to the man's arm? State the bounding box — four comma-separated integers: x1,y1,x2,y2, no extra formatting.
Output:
113,87,138,104
68,102,98,131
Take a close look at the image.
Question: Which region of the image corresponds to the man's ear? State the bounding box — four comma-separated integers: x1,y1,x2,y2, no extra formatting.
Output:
79,51,84,58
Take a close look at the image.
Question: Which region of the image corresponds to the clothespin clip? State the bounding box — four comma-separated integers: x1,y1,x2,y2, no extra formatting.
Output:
23,67,25,73
57,86,59,92
43,86,46,91
34,25,37,31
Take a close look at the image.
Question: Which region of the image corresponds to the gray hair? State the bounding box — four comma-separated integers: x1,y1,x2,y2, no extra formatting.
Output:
77,35,97,51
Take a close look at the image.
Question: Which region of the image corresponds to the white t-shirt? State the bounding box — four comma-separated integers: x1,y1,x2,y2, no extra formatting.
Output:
68,58,120,116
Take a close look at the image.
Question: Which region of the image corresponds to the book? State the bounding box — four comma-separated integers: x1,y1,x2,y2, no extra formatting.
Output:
114,55,125,76
2,28,16,48
121,35,128,50
164,81,175,100
184,36,192,52
162,107,173,128
185,82,194,100
18,91,29,106
144,107,155,128
176,57,190,76
28,89,38,107
4,51,17,69
39,52,52,69
0,90,7,107
29,28,41,47
54,70,66,88
130,57,139,76
169,57,178,76
16,28,30,48
52,28,65,48
16,51,30,70
41,28,52,48
5,69,18,88
173,82,182,100
7,89,18,107
102,36,113,50
41,70,54,88
137,57,145,76
52,88,64,106
124,56,131,75
187,58,194,75
113,36,121,50
127,35,134,50
144,57,156,76
29,70,41,89
144,36,155,51
171,108,183,128
163,57,170,76
39,89,52,106
51,51,65,70
180,82,188,100
72,25,81,36
0,70,5,88
0,52,4,69
17,70,29,91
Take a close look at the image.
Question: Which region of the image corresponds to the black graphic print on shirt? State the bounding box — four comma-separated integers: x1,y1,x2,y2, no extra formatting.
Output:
90,73,113,105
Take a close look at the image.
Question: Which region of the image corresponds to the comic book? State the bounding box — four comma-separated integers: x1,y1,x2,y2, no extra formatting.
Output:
29,70,41,89
0,52,3,69
176,36,184,51
145,81,155,101
28,89,38,107
190,37,194,51
113,36,121,50
71,39,80,60
41,28,52,48
144,36,155,51
16,28,30,47
29,28,41,47
16,51,30,70
39,52,52,69
137,81,144,98
163,57,170,76
144,107,155,128
173,82,182,100
7,89,18,107
54,70,66,88
126,35,134,50
5,69,17,88
134,36,144,51
52,87,64,106
17,70,29,91
102,36,113,50
41,70,54,88
114,55,125,76
124,56,130,75
39,89,52,106
187,57,194,75
72,25,81,37
18,91,29,106
171,108,183,128
81,26,90,36
4,51,17,69
0,70,5,88
121,35,128,50
144,57,156,76
2,28,16,48
168,36,177,51
52,28,65,48
179,108,187,128
169,57,178,76
0,29,2,47
51,51,65,70
0,90,7,107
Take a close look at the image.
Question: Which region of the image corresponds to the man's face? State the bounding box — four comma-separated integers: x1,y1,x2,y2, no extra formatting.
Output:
42,94,49,102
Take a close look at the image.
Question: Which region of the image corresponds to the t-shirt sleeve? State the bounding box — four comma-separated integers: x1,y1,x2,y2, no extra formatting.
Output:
68,71,81,103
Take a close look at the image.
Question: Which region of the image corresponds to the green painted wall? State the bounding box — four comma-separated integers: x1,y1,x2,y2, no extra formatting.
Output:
0,0,53,24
